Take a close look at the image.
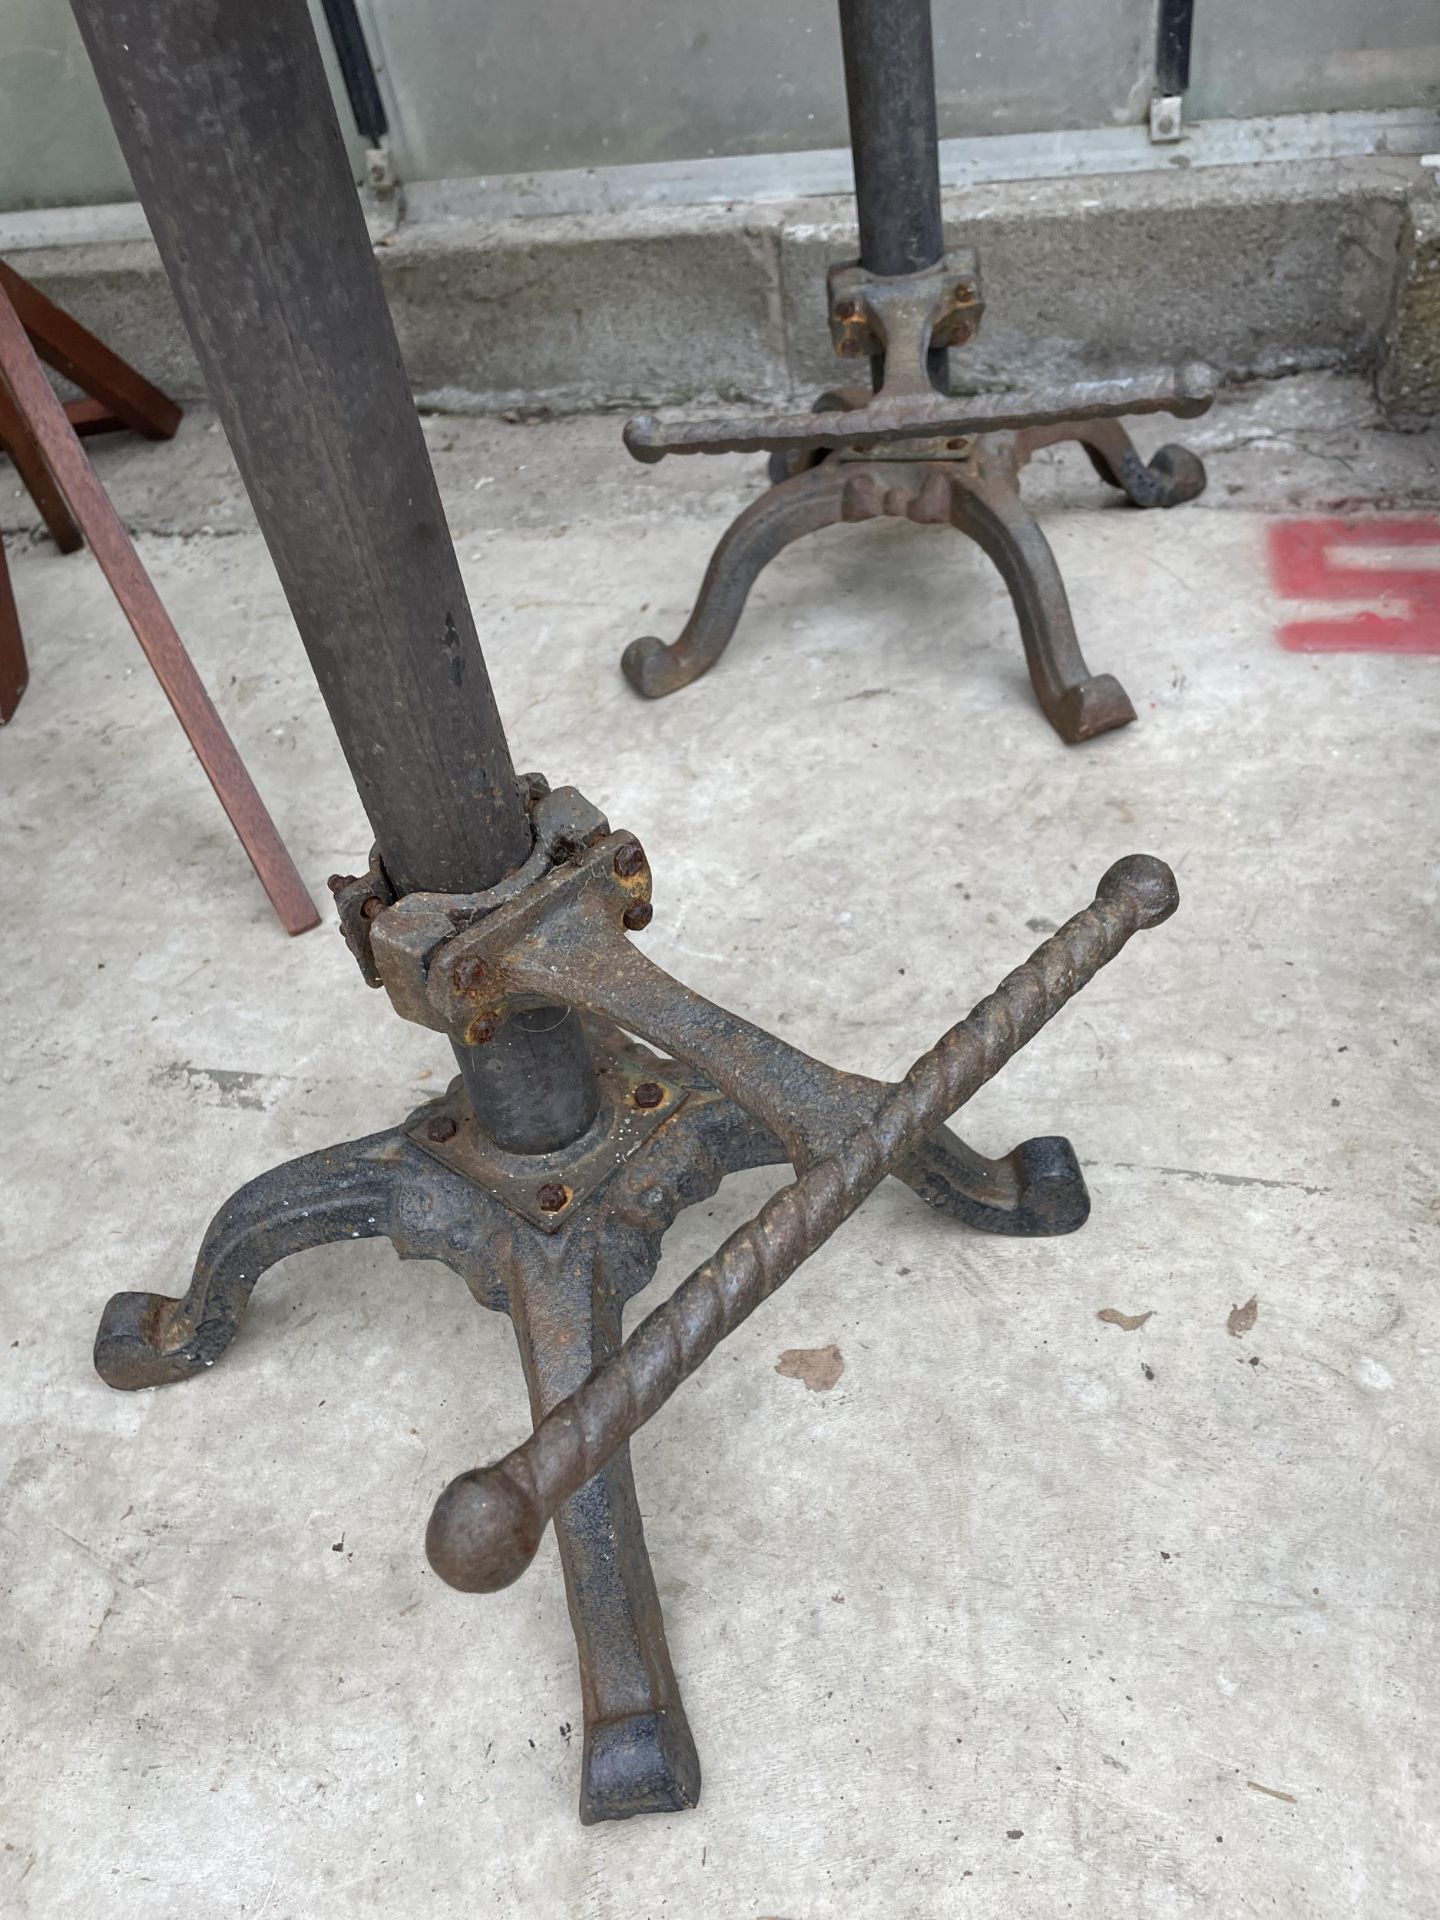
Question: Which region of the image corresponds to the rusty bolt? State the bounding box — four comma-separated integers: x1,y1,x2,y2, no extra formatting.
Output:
426,1115,458,1143
466,1010,504,1046
633,1081,665,1110
613,841,646,879
360,895,383,920
536,1182,569,1214
623,900,653,932
327,873,358,895
835,299,857,321
954,280,976,303
452,954,490,995
838,338,862,358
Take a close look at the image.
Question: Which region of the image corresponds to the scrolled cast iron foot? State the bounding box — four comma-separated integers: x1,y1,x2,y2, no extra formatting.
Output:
427,854,1178,1597
620,462,849,699
1014,417,1207,511
902,1129,1089,1236
93,1130,426,1389
939,457,1137,744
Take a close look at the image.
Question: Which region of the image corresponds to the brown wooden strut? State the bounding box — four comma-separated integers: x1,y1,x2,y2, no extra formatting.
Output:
0,282,318,934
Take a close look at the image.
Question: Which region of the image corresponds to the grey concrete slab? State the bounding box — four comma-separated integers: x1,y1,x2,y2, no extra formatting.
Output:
1,393,1437,1917
5,374,1436,551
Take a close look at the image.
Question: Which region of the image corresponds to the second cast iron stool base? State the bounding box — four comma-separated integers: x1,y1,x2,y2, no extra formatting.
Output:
621,253,1212,744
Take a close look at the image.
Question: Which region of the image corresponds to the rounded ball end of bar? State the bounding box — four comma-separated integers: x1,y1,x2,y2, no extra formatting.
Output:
1174,361,1219,413
622,415,665,464
426,1465,546,1593
1097,855,1179,930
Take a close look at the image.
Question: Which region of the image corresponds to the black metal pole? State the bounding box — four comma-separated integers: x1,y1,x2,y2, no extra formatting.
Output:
319,0,389,146
1155,0,1196,97
70,0,522,902
71,0,598,1153
837,0,945,278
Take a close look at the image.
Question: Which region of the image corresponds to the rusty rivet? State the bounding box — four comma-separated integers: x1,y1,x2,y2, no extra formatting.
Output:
623,900,653,931
954,281,976,303
467,1010,504,1045
633,1081,665,1110
426,1115,458,1143
835,300,857,320
613,841,646,879
536,1182,569,1213
452,954,490,994
360,895,383,920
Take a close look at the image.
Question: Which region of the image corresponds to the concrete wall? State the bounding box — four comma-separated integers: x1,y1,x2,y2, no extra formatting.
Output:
3,159,1424,415
3,0,1439,213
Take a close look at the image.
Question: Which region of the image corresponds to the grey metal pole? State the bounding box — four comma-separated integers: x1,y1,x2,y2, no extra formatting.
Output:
837,0,945,278
71,0,597,1152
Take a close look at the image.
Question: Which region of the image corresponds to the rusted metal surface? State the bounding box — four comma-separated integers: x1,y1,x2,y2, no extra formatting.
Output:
624,362,1214,463
622,252,1211,477
620,252,1212,742
94,819,1175,1818
620,423,1207,741
406,1037,687,1233
623,432,1183,742
93,1018,779,1822
356,798,1089,1233
427,856,1178,1597
77,0,1195,1832
622,253,1211,464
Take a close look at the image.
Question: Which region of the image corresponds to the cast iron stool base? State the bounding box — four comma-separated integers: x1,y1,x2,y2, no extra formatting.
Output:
623,398,1206,744
93,1017,1088,1823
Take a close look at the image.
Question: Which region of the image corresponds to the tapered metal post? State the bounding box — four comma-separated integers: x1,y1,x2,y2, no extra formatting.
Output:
837,0,945,277
71,0,597,1151
70,0,522,900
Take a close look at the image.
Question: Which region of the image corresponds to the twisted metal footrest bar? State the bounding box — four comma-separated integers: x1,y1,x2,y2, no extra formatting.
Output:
426,853,1178,1594
623,363,1217,462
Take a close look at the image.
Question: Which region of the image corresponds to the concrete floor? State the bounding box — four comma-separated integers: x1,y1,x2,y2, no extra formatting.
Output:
2,376,1438,1917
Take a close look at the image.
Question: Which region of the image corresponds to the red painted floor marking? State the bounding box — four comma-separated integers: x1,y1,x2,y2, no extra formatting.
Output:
1268,517,1440,654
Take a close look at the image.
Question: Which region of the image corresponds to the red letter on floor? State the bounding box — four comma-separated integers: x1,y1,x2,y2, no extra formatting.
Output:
1268,518,1440,654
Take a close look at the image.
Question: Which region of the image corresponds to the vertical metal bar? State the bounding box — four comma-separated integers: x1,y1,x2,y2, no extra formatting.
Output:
69,0,526,901
1155,0,1196,96
318,0,389,145
836,0,944,278
71,0,599,1153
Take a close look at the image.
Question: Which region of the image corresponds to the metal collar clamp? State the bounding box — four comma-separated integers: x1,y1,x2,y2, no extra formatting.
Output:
329,776,630,1026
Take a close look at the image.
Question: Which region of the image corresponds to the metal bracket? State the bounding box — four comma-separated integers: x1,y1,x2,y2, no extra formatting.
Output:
333,774,614,1005
407,1043,685,1231
827,251,983,367
1149,93,1184,143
